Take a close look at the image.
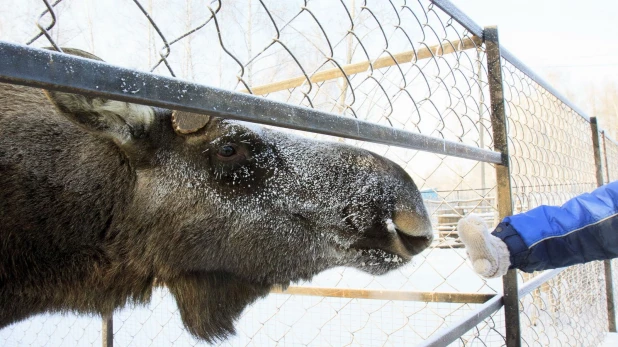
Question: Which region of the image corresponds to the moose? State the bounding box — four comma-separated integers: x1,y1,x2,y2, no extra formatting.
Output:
0,48,432,342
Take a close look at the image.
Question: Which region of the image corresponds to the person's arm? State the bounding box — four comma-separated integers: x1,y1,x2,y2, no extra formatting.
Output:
459,181,618,277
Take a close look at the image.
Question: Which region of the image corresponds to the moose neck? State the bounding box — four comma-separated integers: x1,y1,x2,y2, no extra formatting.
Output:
0,84,149,326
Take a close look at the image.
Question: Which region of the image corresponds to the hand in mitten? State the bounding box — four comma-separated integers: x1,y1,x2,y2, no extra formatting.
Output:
457,214,511,278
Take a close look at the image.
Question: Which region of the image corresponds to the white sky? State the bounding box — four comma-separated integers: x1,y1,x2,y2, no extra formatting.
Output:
450,0,618,116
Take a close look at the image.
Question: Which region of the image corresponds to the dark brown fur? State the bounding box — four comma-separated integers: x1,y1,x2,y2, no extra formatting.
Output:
0,49,432,342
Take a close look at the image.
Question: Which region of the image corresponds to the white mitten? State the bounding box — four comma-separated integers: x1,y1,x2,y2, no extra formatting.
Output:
457,214,511,278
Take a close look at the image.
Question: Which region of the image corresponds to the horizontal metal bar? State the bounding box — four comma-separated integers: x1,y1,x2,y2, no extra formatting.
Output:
271,286,496,304
518,268,564,297
418,269,565,347
418,294,503,347
500,48,590,123
430,0,484,37
0,42,502,164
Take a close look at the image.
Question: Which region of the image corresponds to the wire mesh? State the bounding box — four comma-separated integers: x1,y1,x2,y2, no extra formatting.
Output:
503,59,597,212
447,309,506,347
520,263,607,347
0,0,615,346
110,287,504,346
0,314,102,347
501,57,607,347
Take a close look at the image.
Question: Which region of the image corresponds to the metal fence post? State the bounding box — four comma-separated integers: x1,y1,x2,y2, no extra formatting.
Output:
484,25,521,347
602,131,611,183
592,118,605,186
102,313,113,347
591,118,617,332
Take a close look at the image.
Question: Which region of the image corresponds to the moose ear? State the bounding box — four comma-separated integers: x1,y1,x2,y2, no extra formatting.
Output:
45,90,155,144
43,47,155,144
172,110,211,134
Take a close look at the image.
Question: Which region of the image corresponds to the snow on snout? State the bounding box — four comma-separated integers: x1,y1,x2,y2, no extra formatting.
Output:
386,218,397,234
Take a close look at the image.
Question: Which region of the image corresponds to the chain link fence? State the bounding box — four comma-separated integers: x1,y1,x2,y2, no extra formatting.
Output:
500,53,607,346
0,0,616,346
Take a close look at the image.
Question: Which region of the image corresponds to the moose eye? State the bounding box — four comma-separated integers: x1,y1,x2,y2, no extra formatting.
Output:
218,144,236,157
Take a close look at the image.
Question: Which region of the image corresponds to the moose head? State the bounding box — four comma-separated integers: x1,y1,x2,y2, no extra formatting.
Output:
0,48,432,342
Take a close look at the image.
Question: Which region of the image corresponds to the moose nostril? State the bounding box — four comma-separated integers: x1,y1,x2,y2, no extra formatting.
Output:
392,209,432,238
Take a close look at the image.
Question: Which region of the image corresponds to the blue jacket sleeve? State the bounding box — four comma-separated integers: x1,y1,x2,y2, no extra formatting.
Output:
491,181,618,272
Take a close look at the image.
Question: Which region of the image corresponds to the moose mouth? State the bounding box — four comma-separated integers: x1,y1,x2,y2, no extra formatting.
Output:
347,218,433,274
